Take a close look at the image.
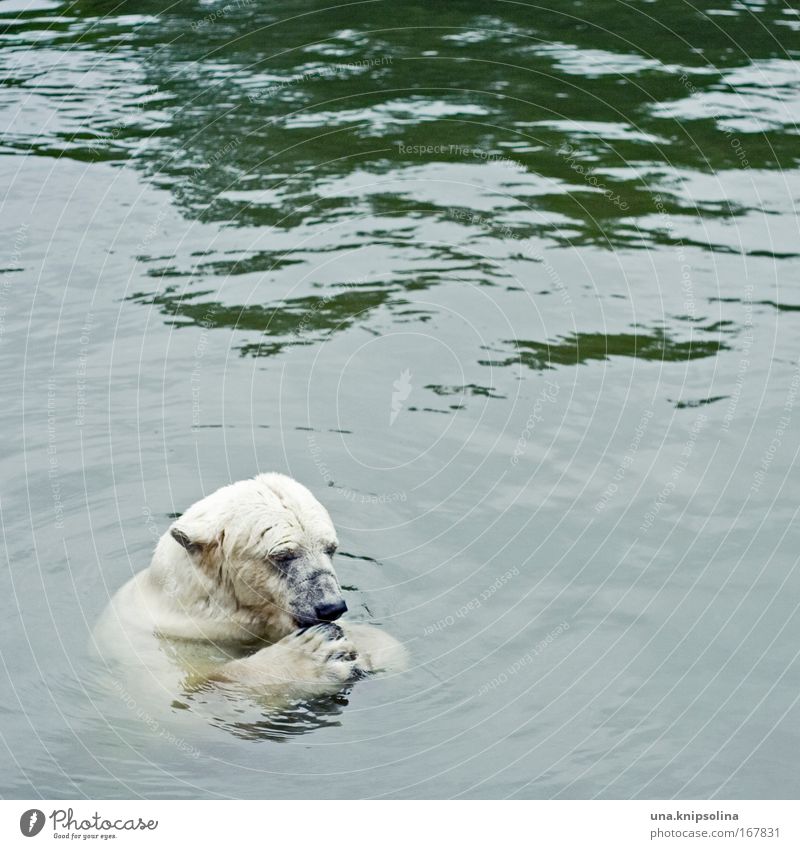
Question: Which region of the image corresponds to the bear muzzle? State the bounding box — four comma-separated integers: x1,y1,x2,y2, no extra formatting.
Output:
295,598,348,628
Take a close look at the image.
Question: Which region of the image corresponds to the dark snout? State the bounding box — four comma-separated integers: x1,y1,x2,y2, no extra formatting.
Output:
291,562,348,628
295,597,348,628
315,599,347,622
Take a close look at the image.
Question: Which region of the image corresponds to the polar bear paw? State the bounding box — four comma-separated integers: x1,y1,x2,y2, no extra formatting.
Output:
290,622,361,685
214,621,362,694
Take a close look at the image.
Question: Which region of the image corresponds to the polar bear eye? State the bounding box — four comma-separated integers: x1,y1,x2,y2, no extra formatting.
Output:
270,550,298,566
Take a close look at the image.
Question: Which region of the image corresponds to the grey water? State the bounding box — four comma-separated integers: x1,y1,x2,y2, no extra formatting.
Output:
1,0,799,799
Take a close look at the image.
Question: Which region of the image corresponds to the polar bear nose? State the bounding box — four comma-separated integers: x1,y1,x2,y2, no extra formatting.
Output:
314,600,347,622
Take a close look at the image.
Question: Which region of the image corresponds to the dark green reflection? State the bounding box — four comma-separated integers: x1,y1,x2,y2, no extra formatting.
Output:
482,329,727,370
130,284,400,356
3,0,796,244
5,0,795,370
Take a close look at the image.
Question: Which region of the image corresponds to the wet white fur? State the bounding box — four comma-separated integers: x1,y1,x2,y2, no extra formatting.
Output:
94,473,406,702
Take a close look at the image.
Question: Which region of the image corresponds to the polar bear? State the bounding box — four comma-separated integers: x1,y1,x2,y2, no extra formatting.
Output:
94,473,406,703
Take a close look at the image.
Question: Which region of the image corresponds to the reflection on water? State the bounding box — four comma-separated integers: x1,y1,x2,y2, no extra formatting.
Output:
180,681,352,744
130,283,398,357
2,0,800,799
484,329,728,371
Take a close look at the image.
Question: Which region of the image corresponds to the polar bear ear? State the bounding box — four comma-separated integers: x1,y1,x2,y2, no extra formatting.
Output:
170,526,204,556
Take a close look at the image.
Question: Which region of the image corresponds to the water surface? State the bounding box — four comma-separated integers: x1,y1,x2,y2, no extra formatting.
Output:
1,0,799,799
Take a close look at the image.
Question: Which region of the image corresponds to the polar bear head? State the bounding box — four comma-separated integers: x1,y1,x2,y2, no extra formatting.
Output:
165,473,346,638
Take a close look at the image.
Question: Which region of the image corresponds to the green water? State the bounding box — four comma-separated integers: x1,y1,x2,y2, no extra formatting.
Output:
1,0,799,799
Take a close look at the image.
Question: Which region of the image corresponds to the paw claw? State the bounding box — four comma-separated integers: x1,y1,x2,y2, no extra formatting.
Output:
297,622,344,641
331,649,358,662
326,658,360,684
317,622,344,640
284,623,360,686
